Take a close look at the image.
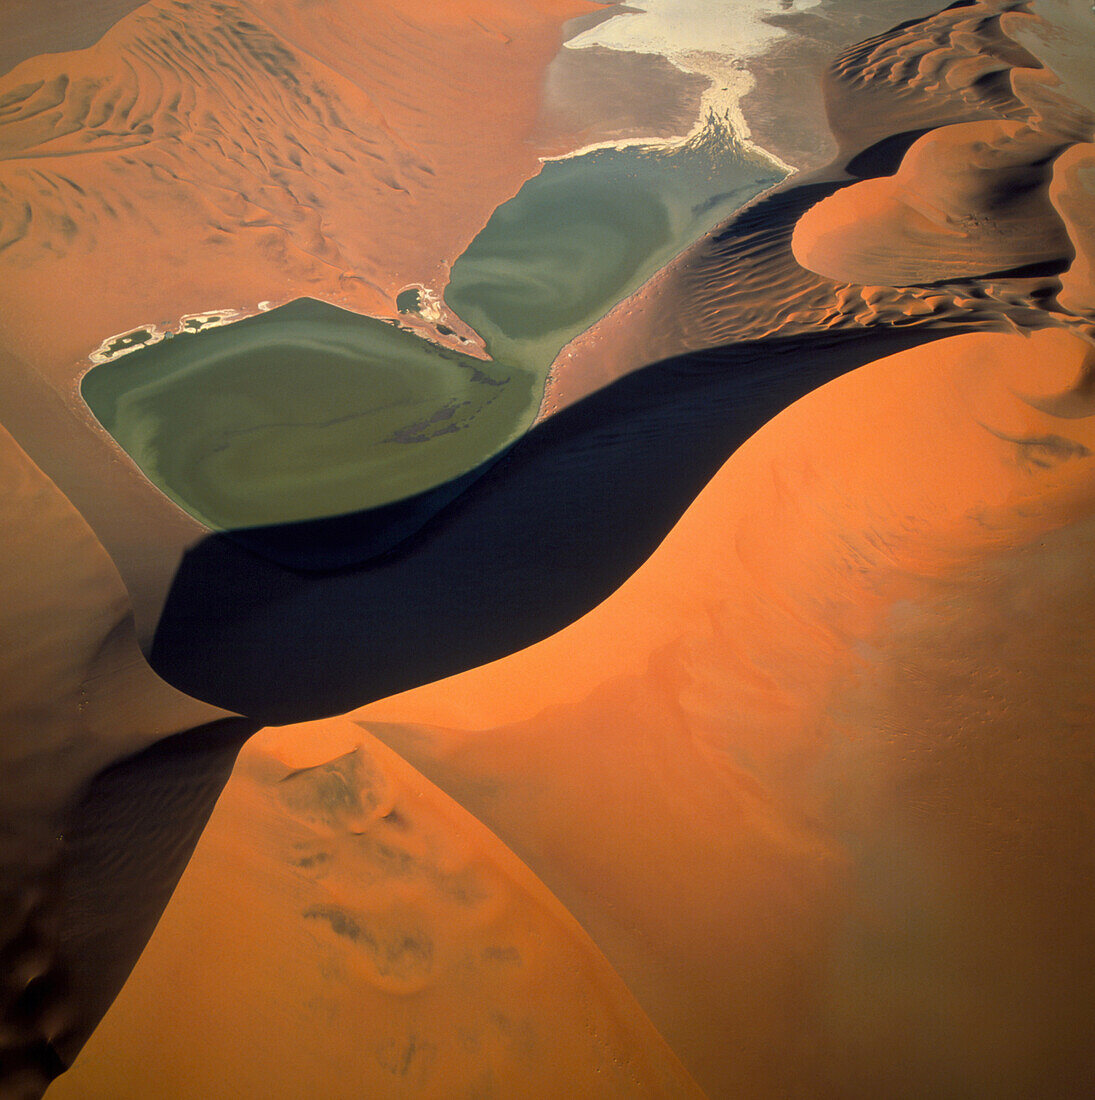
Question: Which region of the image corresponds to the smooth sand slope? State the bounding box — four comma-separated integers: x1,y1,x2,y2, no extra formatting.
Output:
46,719,704,1099
126,1,1095,1094
348,325,1095,1097
51,323,1095,1098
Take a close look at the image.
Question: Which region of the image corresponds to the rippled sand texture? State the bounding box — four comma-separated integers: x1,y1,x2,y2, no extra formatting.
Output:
0,0,592,381
545,0,1095,412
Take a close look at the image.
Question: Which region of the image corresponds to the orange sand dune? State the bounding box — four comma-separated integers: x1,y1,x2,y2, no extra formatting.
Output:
1,0,594,1091
792,120,1072,285
1052,142,1095,320
350,327,1095,1097
822,0,1042,157
46,718,704,1100
46,329,1095,1099
543,0,1075,416
0,421,237,1095
0,0,592,372
5,2,1095,1097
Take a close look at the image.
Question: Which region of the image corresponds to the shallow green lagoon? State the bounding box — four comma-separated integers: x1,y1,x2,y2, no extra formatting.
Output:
81,299,536,530
445,115,785,374
82,118,782,534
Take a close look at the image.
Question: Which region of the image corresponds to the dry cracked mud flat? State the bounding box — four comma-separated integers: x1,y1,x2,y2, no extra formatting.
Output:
2,0,1094,1097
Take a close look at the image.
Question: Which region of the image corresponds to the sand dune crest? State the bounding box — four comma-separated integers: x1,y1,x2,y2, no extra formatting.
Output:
791,120,1072,285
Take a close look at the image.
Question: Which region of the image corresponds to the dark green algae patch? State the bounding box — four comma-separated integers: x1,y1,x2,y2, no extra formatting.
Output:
81,298,537,534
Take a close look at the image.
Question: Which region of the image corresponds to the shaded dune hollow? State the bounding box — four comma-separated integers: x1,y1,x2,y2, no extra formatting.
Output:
146,323,965,724
147,0,1095,718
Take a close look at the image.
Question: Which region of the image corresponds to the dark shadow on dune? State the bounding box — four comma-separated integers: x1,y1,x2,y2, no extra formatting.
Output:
977,257,1074,280
843,128,935,179
150,323,974,726
226,460,503,571
0,0,150,77
53,716,259,1066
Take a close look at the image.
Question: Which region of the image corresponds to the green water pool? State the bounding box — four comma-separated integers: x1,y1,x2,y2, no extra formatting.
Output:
81,299,536,530
81,117,783,534
445,115,784,374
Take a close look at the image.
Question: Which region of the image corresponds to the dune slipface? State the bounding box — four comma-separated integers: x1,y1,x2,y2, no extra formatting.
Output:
0,419,251,1095
349,326,1095,1097
2,1,1095,1099
791,120,1073,285
45,721,704,1099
